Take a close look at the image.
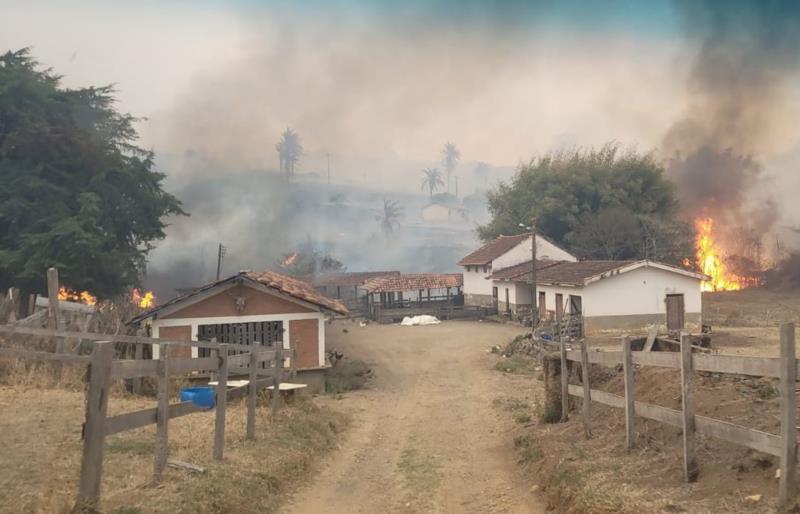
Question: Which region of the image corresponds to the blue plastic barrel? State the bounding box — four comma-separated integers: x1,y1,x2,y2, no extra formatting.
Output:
180,386,215,409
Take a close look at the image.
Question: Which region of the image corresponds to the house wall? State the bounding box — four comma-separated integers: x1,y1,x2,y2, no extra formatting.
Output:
157,325,192,358
498,266,702,333
493,235,577,271
162,284,314,319
422,204,450,222
152,283,327,370
462,267,493,305
581,266,702,333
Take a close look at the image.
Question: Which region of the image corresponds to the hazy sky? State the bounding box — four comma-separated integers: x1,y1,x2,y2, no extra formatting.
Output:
3,1,800,225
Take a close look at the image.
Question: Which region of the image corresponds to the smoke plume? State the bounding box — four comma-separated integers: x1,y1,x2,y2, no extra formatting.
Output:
664,0,800,259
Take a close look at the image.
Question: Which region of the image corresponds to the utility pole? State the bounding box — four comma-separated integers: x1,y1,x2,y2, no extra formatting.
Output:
531,217,538,338
216,243,227,281
455,176,459,198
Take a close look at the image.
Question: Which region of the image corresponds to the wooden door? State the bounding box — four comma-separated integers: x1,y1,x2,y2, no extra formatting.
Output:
504,288,510,315
555,293,564,320
666,294,685,330
492,286,498,311
538,291,546,319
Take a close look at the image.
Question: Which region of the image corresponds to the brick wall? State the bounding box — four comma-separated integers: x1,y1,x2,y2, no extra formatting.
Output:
289,318,320,368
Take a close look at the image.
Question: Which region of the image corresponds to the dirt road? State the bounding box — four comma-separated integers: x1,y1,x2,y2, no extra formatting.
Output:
285,321,545,514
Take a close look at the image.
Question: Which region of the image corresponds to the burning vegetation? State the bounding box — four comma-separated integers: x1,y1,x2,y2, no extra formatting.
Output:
694,217,762,292
56,286,155,309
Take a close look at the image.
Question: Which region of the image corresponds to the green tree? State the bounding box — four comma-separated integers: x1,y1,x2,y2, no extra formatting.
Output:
420,167,444,198
477,143,691,263
0,49,186,297
441,142,460,194
276,127,302,181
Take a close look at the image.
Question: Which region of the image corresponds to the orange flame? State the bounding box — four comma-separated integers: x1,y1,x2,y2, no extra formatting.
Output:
281,251,299,268
131,289,156,309
57,286,97,306
694,217,744,292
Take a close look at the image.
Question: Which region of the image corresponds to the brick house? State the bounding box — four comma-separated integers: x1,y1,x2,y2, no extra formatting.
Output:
130,270,348,392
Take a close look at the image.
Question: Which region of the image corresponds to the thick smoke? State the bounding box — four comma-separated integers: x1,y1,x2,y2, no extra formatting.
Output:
664,0,800,260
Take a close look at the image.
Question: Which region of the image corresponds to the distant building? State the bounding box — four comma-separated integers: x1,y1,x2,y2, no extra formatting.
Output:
458,234,577,307
422,203,469,223
312,271,400,312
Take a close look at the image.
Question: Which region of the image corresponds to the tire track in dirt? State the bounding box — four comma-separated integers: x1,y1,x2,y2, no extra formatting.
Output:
284,321,544,514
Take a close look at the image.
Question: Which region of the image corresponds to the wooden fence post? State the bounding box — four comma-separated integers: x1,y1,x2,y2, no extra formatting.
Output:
622,336,635,450
132,343,144,395
580,338,592,438
779,323,796,504
6,287,19,323
560,339,569,422
214,344,228,460
47,267,61,336
272,347,284,418
154,344,170,481
246,350,257,440
74,341,113,512
680,332,698,482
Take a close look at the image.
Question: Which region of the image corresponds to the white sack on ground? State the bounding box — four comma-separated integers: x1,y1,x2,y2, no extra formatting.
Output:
400,315,441,326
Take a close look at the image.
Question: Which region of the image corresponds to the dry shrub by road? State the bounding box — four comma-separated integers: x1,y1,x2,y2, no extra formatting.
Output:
498,353,786,513
0,383,346,514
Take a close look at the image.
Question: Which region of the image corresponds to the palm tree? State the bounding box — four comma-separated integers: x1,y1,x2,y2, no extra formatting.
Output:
441,142,461,194
275,128,303,181
420,168,444,198
474,161,490,187
375,199,403,236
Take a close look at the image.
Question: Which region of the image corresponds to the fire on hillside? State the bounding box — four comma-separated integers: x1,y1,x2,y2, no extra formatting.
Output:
56,286,156,309
694,217,762,292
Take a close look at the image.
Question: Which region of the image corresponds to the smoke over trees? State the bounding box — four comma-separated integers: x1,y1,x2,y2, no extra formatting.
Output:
664,0,800,262
0,49,185,297
276,127,303,182
478,144,691,263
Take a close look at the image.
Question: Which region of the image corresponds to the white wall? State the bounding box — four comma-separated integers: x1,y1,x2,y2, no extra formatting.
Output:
583,266,702,317
498,266,701,319
422,204,450,222
463,267,493,296
493,235,577,270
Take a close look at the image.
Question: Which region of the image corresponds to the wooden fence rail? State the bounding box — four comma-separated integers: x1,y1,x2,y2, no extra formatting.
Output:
0,325,295,512
556,323,797,505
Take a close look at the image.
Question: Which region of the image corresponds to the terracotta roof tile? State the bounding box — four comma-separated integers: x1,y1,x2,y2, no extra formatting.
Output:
362,273,463,293
457,234,529,266
491,260,635,286
130,270,348,323
312,271,400,287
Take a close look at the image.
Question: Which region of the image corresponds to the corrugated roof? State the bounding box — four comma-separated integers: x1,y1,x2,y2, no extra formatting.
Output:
130,271,348,323
362,273,463,293
457,234,529,266
312,271,400,287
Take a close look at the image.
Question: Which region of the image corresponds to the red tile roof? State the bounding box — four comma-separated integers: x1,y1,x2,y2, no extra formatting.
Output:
245,271,349,314
458,234,529,266
362,273,463,293
130,270,348,323
487,260,563,281
312,271,400,288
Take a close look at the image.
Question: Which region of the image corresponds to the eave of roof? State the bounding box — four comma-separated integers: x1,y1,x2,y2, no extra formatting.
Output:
457,234,529,266
129,271,348,324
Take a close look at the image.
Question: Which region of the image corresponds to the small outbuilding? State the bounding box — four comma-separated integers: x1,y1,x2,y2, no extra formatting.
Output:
130,270,348,392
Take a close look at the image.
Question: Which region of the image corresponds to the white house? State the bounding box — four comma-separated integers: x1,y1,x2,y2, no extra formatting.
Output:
458,234,577,307
130,270,348,392
422,203,469,223
488,259,707,334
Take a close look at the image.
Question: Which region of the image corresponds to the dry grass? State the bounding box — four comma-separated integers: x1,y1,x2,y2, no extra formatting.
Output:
0,381,347,514
499,362,786,513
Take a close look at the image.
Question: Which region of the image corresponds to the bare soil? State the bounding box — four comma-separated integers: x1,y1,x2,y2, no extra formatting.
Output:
285,320,546,514
0,376,346,513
